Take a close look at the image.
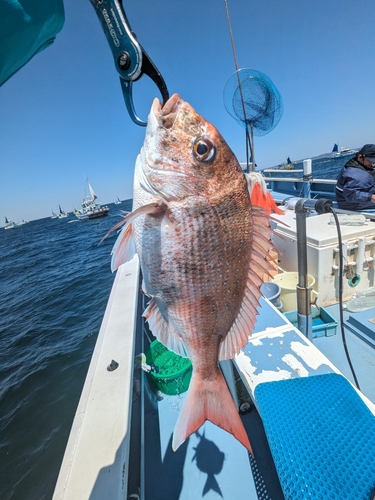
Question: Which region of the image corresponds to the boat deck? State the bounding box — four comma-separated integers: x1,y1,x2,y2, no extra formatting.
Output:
314,302,375,405
53,257,375,500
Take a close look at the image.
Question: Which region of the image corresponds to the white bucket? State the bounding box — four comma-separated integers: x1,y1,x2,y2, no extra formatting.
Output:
273,272,316,312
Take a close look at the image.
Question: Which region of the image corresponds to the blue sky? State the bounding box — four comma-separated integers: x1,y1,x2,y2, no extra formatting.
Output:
1,0,375,225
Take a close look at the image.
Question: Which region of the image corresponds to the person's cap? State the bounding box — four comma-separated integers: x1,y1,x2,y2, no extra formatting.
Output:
359,144,375,160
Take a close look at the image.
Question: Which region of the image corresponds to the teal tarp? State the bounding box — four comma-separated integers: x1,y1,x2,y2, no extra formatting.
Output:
0,0,65,86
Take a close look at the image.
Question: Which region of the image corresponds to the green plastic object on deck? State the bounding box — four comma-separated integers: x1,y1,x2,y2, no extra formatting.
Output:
145,340,192,396
0,0,65,86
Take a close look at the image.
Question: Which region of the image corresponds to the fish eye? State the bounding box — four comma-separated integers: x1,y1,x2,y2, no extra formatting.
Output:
193,138,216,162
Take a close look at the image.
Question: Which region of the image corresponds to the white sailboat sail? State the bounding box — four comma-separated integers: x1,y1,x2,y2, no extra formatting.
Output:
75,177,109,220
88,181,97,201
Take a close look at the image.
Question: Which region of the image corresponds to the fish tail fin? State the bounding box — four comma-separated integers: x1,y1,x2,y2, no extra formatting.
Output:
203,474,221,497
172,369,252,454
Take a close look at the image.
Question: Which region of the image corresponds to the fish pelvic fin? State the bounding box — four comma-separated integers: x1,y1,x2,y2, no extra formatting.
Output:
172,369,252,454
219,206,278,360
143,298,188,357
109,201,166,272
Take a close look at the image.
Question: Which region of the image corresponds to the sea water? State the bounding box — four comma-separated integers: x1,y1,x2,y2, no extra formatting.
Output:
0,201,131,500
0,154,350,499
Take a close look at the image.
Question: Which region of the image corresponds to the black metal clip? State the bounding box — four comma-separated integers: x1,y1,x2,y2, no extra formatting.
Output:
89,0,169,126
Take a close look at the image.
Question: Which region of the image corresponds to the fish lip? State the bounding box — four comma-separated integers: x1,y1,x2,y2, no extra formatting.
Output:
147,94,188,178
152,93,184,129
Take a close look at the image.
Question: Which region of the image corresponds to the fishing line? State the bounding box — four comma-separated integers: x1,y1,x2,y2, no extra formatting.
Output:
223,0,253,169
330,207,361,390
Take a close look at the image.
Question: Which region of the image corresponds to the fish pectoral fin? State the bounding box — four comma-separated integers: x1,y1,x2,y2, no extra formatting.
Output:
172,371,252,454
111,223,136,272
109,201,166,272
143,298,188,358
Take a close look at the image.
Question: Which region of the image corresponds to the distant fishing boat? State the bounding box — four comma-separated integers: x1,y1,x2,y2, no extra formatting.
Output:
75,179,109,220
332,143,357,158
114,197,122,205
58,204,68,218
278,156,295,170
4,216,15,229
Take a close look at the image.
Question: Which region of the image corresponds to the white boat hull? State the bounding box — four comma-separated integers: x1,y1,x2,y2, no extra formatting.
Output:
75,206,109,220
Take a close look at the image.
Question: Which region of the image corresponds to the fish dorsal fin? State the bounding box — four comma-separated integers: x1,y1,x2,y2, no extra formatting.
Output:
143,298,188,358
218,207,275,361
245,172,284,215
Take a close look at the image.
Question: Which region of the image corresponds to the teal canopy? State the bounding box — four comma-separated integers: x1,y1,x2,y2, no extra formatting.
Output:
0,0,65,86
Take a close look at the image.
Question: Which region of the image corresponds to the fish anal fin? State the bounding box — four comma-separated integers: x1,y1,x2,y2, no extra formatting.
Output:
172,370,252,454
143,298,188,357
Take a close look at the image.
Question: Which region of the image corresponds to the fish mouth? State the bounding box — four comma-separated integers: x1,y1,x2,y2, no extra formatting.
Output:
152,93,184,129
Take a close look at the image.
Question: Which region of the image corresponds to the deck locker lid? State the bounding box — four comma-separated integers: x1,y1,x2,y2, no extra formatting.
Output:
272,211,375,247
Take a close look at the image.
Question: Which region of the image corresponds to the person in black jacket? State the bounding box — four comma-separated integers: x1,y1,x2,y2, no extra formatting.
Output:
336,144,375,210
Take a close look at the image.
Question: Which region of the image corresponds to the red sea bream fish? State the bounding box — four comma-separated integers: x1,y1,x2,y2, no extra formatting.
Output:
110,94,275,453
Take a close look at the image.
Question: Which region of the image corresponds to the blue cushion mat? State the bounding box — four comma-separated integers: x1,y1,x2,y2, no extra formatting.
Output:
254,374,375,499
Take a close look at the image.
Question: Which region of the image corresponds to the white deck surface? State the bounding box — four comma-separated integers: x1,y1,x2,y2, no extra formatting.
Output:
235,300,375,415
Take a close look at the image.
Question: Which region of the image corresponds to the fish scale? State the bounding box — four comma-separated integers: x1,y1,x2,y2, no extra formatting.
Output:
147,202,248,335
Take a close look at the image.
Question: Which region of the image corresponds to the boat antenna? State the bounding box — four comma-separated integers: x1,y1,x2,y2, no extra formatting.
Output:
223,0,253,171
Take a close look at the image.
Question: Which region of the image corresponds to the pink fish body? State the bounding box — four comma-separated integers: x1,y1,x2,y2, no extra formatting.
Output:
111,94,274,453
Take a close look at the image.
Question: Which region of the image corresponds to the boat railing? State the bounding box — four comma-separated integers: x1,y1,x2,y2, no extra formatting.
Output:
53,256,141,500
262,168,304,174
264,177,336,184
259,159,338,201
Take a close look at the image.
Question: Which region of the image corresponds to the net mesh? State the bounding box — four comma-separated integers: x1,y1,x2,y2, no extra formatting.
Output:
223,69,283,137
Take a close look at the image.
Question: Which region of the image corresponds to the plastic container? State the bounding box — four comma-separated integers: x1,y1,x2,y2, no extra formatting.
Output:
260,282,282,310
145,340,192,395
283,306,338,337
273,272,316,312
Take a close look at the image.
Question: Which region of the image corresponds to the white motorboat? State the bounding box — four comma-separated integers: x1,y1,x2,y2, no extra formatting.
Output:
75,179,109,220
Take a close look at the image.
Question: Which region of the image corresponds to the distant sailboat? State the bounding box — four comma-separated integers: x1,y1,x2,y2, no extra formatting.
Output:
58,204,67,218
279,156,295,170
75,179,109,220
51,210,58,219
332,143,357,158
114,196,122,205
4,216,15,229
